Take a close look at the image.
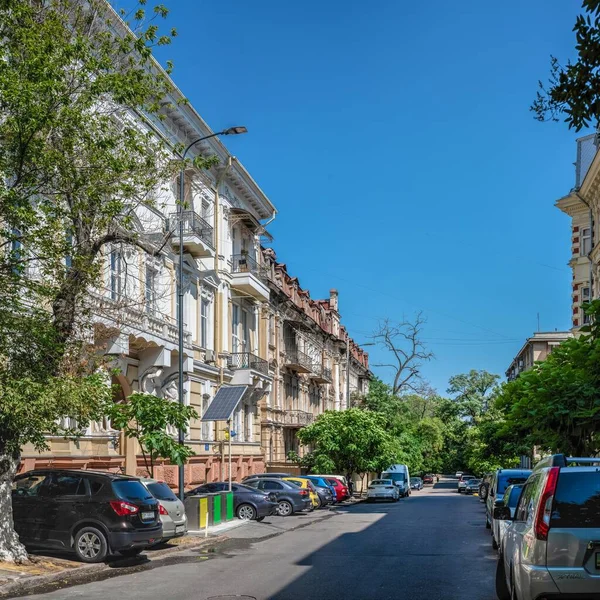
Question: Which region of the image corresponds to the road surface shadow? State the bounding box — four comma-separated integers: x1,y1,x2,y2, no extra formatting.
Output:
269,490,497,600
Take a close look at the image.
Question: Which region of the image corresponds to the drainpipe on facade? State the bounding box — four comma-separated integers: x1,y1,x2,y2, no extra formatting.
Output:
575,192,594,300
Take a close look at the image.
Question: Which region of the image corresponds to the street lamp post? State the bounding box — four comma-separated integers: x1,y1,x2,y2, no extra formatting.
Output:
177,126,247,501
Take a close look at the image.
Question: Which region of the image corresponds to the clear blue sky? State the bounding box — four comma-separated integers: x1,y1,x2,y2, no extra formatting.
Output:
142,0,584,393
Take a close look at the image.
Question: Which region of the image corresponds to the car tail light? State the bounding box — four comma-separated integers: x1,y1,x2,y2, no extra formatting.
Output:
110,500,139,516
299,489,308,496
158,504,168,516
535,467,559,541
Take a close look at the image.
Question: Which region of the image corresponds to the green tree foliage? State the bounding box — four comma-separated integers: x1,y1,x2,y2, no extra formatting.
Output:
496,301,600,456
107,393,198,478
0,0,196,562
532,0,600,130
447,370,500,421
296,408,402,481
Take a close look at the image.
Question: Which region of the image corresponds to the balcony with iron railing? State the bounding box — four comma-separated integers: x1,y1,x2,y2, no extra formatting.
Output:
280,409,314,427
310,364,333,384
230,253,270,301
283,349,313,373
169,210,214,257
227,351,269,376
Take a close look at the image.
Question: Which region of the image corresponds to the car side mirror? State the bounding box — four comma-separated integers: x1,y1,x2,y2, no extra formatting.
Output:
494,498,505,507
493,506,512,521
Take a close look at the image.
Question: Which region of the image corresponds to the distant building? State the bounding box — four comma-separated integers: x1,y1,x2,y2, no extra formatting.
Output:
556,133,599,329
505,332,572,381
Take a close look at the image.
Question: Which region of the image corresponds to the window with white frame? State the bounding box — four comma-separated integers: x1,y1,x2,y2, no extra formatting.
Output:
582,286,591,301
110,249,125,300
232,404,243,441
231,303,250,353
582,228,592,256
244,402,253,442
145,266,157,315
200,298,210,348
200,385,213,441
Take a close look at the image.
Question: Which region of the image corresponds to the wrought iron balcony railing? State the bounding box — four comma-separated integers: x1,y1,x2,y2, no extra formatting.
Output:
169,210,214,249
282,409,314,427
231,254,268,280
310,364,332,383
228,351,269,375
283,349,313,372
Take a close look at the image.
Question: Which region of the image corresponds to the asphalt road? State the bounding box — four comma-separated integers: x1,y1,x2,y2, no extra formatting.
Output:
24,480,497,600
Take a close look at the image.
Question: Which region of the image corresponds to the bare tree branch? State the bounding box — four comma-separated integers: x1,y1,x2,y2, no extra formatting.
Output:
371,313,433,396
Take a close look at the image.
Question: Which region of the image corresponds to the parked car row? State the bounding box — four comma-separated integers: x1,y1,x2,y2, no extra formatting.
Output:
492,456,600,600
11,469,186,564
463,456,600,599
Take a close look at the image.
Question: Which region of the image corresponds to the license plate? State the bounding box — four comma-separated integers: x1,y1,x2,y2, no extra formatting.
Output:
175,525,185,534
141,511,155,520
596,553,600,569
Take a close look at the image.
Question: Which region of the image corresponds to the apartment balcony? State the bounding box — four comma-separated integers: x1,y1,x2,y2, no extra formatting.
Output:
310,364,332,384
230,254,269,302
283,349,313,373
281,410,314,427
228,351,272,386
227,351,269,375
169,210,214,258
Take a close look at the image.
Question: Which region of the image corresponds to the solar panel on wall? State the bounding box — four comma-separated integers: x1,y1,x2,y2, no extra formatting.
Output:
200,385,248,421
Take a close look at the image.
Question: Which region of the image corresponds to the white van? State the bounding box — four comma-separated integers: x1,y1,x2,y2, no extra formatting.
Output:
380,464,410,497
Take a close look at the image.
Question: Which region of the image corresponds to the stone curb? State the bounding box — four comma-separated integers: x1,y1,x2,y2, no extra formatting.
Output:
0,535,227,599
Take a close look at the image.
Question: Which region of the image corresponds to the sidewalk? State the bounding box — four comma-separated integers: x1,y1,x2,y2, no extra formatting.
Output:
0,503,358,599
0,530,228,599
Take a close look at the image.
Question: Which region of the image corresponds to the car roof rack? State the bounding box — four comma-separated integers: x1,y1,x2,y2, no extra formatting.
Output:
534,454,600,469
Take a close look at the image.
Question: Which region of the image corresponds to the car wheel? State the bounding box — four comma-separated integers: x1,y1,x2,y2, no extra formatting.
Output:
74,526,108,563
237,503,257,521
119,548,144,558
495,558,511,600
316,496,323,509
277,500,293,517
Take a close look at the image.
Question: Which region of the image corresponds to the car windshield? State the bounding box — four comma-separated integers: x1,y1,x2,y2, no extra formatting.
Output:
146,482,178,501
371,480,391,486
112,480,153,501
382,473,405,483
551,471,600,528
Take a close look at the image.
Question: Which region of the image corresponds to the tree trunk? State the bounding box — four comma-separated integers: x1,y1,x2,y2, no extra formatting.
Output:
0,451,28,563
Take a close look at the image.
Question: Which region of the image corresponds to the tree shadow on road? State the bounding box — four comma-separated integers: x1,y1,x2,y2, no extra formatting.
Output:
269,490,497,600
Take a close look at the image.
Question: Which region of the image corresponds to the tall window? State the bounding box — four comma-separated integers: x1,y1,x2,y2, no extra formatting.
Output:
110,249,124,300
583,286,591,301
201,388,213,441
145,267,157,315
231,304,249,353
582,228,592,256
244,402,253,442
232,304,240,352
200,298,209,348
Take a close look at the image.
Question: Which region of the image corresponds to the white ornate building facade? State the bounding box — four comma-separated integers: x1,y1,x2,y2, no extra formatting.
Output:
19,8,372,487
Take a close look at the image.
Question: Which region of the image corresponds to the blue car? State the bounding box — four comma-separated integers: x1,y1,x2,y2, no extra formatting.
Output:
301,476,337,504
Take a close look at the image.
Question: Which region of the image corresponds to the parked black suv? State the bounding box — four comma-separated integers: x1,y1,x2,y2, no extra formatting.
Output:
12,469,162,562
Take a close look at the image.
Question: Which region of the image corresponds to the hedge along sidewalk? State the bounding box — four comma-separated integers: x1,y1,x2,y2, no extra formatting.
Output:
0,534,227,599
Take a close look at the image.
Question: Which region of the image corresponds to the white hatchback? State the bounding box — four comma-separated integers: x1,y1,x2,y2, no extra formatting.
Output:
366,479,400,502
